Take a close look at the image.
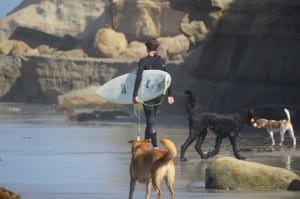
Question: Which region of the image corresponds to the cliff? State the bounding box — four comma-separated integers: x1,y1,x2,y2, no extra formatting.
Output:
181,0,300,112
0,0,299,118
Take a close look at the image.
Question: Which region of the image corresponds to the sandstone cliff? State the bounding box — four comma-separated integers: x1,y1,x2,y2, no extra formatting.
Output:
0,0,299,119
181,0,300,112
0,54,135,103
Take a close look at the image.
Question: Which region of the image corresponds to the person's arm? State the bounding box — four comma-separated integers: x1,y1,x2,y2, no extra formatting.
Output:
133,62,143,104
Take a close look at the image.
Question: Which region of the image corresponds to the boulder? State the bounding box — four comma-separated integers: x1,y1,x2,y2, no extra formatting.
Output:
37,45,55,55
56,85,127,112
119,41,147,59
67,111,115,122
0,40,31,55
93,28,128,58
111,0,161,40
205,157,300,191
67,109,129,122
56,86,107,111
157,34,190,61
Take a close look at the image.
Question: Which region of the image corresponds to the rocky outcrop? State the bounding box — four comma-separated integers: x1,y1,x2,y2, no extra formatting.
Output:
0,55,136,103
0,55,21,97
0,0,189,61
0,53,186,113
0,0,109,40
0,0,185,42
205,157,300,191
0,187,20,199
9,27,80,50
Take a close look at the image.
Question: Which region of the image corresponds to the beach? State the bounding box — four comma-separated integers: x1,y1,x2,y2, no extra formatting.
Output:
0,103,299,199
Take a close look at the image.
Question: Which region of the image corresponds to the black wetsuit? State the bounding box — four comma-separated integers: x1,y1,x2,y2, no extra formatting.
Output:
133,54,172,147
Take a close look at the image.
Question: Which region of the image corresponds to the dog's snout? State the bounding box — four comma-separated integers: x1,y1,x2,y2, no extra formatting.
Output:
252,122,257,127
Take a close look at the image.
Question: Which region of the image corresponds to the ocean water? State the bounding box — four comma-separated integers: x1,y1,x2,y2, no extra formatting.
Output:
0,103,299,199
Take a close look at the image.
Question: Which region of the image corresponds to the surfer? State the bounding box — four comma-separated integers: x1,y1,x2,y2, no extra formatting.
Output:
133,37,175,149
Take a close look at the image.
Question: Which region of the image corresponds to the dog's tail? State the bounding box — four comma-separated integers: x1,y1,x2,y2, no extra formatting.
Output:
160,139,177,161
284,108,291,121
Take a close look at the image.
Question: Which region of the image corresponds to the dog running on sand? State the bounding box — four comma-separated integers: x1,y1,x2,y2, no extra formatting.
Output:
180,90,256,161
128,138,177,199
252,108,296,148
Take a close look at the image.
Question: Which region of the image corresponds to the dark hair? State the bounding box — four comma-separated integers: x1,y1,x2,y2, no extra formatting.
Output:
145,37,159,51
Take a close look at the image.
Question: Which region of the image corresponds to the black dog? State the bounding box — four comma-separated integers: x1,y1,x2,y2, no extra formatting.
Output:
180,90,255,161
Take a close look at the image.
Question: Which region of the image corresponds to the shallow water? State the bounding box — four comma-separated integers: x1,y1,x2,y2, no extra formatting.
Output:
0,103,299,199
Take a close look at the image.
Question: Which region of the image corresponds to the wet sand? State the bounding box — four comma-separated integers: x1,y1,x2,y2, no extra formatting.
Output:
0,103,299,199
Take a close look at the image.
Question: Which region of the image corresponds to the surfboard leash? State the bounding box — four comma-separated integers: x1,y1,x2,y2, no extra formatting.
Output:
141,97,165,107
133,103,143,140
132,95,166,140
140,76,169,107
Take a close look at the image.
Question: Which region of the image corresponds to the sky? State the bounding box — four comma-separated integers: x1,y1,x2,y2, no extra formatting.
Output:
0,0,23,18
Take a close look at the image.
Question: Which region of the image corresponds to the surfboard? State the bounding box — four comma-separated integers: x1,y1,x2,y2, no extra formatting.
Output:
97,70,171,104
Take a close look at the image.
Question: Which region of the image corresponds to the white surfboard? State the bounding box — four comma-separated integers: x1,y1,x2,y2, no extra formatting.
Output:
97,70,171,104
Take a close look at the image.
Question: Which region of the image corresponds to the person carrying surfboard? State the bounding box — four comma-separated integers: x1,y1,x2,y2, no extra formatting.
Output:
133,37,175,149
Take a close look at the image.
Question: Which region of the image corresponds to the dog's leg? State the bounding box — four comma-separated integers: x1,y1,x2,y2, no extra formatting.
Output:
164,171,175,199
145,179,152,199
287,127,297,148
269,131,275,146
180,131,197,161
229,135,246,160
194,129,209,159
207,134,223,158
128,178,136,199
152,172,163,199
279,128,285,146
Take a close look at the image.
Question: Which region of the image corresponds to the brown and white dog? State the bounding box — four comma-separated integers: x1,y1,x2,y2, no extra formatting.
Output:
128,138,177,199
252,108,296,148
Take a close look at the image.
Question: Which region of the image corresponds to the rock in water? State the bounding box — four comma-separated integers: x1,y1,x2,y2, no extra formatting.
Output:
205,157,300,191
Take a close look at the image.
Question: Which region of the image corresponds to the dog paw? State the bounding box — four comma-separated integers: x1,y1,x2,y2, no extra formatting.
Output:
236,155,246,160
201,152,209,159
180,157,188,162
